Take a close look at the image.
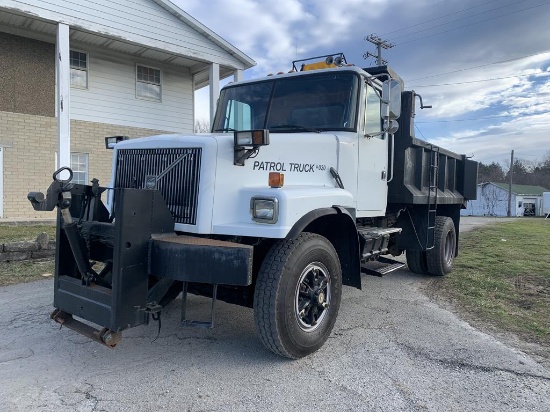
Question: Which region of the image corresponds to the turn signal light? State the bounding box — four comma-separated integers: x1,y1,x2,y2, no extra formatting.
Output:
269,172,284,188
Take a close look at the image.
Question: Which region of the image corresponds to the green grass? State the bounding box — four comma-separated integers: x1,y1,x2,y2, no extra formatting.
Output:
0,260,55,286
440,220,550,346
0,224,56,286
0,224,56,243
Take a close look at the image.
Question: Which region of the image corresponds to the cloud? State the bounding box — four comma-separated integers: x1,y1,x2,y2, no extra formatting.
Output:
177,0,550,165
177,0,390,74
416,52,550,163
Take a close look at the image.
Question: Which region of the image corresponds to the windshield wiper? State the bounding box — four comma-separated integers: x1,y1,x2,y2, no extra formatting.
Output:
214,127,237,132
270,124,321,133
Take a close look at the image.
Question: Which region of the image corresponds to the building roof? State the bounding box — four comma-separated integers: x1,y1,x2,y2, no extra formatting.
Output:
489,182,550,196
0,0,255,85
153,0,255,68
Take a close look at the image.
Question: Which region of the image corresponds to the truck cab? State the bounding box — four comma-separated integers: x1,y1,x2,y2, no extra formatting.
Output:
211,65,394,220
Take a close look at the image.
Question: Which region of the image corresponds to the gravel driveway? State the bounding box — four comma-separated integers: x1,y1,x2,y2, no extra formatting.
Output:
0,217,548,411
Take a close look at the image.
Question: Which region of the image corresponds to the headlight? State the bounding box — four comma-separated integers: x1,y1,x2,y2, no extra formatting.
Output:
250,197,279,224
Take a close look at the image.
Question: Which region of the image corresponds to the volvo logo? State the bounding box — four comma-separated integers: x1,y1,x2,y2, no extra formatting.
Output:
145,175,157,189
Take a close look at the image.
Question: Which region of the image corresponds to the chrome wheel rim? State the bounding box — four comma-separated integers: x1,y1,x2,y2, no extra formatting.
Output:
444,230,455,266
295,262,331,332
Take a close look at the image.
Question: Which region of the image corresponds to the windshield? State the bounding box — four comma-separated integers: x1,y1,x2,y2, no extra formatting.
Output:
213,72,359,133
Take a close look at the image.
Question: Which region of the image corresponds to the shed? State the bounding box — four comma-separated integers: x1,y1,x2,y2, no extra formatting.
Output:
462,182,549,217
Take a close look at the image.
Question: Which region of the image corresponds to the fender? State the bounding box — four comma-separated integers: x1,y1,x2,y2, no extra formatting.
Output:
286,207,362,289
287,207,337,240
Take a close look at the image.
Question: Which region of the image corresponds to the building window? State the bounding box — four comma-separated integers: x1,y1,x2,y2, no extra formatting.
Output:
70,50,88,88
136,65,161,101
70,153,89,185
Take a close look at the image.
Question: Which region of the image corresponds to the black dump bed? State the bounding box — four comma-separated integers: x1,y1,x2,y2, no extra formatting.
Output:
364,66,478,206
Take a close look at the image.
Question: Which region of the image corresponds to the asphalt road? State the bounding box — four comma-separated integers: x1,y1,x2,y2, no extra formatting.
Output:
1,217,548,411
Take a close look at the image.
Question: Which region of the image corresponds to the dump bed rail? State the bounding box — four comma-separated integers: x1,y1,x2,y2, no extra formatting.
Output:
388,91,478,206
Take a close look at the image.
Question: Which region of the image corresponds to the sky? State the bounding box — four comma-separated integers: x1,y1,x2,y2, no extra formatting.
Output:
174,0,550,167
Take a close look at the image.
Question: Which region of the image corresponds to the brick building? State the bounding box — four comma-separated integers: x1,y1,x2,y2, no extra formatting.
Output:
0,0,254,219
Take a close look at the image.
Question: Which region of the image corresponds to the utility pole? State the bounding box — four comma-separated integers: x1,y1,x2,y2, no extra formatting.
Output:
363,34,394,66
508,150,514,217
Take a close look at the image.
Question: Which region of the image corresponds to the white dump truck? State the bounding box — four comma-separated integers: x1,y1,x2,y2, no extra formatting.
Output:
29,53,478,358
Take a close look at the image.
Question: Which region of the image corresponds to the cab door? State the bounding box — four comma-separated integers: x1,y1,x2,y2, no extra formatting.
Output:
356,83,388,214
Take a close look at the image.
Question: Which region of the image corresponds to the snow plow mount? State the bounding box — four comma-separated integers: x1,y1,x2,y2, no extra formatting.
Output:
27,171,254,347
50,309,122,348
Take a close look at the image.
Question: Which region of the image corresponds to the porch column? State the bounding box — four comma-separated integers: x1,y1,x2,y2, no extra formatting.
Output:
233,69,243,82
232,69,244,129
209,63,220,125
56,23,71,179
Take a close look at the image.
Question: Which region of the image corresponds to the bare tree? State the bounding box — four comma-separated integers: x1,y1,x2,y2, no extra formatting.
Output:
194,118,210,133
534,151,550,190
479,152,550,191
478,162,505,183
481,183,507,216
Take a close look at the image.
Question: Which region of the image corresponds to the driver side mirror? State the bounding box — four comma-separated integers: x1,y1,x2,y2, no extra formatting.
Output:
381,80,401,120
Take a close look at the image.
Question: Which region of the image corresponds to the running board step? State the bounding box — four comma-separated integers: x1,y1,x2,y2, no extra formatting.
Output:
361,257,406,277
358,227,402,259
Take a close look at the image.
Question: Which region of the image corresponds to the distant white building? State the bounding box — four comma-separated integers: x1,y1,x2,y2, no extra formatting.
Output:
462,182,549,217
543,192,550,218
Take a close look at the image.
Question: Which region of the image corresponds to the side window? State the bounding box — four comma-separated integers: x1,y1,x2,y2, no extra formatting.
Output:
364,85,382,136
223,100,252,130
70,50,88,89
136,65,161,101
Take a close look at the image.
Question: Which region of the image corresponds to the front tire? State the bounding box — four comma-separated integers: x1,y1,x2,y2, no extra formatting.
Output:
254,233,342,359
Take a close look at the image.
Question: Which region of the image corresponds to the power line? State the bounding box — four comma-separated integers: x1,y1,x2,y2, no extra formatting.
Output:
410,71,550,87
396,2,550,46
416,115,515,124
388,0,530,41
473,153,543,163
417,113,550,124
408,50,550,81
380,0,502,36
414,124,429,141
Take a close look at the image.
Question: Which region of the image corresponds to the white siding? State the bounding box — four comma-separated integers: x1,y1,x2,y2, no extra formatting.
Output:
543,192,550,215
462,184,513,217
71,50,193,132
462,183,547,217
3,0,246,69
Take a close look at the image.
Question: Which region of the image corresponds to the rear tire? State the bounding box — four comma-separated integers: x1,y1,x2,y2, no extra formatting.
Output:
427,216,456,276
406,250,429,274
254,233,342,359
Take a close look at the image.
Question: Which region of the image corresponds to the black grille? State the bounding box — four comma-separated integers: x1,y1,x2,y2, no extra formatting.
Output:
115,148,202,225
